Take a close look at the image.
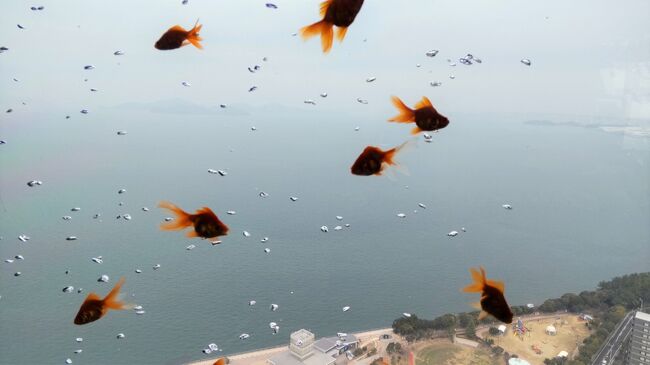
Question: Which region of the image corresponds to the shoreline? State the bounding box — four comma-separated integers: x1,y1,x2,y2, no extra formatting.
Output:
186,327,394,365
187,312,573,365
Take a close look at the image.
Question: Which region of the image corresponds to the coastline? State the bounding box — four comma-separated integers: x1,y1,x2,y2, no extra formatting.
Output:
186,327,394,365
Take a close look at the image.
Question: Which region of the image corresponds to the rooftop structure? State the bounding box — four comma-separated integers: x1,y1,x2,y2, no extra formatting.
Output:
267,329,357,365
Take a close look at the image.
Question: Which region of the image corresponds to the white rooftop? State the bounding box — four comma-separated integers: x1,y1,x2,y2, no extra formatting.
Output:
635,311,650,322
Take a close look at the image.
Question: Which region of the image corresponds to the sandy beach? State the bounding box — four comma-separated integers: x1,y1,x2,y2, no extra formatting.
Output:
186,328,394,365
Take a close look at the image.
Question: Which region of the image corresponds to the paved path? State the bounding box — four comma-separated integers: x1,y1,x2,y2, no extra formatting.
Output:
590,311,635,365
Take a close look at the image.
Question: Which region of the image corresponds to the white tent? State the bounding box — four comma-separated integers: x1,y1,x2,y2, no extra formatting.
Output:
508,358,531,365
546,325,557,335
498,325,507,334
557,351,568,358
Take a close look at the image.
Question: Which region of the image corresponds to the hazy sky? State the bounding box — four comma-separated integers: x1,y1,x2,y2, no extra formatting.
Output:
1,0,649,120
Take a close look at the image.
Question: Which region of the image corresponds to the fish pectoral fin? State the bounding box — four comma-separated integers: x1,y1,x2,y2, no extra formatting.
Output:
186,230,198,238
410,127,422,135
478,310,489,320
335,26,348,42
471,302,482,310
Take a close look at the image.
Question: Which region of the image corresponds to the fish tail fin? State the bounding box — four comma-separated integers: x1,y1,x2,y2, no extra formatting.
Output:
462,266,486,293
186,20,203,49
103,277,130,310
158,201,193,230
389,96,415,123
335,26,348,42
300,20,334,53
384,139,416,166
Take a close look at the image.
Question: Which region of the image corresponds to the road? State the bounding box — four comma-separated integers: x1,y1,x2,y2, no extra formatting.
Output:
591,311,635,365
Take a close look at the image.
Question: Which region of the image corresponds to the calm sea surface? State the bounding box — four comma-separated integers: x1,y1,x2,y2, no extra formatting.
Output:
1,108,648,364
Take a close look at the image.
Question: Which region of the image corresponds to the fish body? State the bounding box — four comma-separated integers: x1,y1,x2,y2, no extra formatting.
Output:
462,267,513,323
74,277,129,325
155,21,203,50
389,96,449,135
350,142,408,176
158,201,229,240
300,0,364,53
323,0,364,27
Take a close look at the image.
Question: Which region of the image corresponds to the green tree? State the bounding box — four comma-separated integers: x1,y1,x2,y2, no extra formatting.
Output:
465,319,477,338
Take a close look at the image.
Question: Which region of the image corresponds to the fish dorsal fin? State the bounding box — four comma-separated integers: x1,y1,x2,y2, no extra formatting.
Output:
170,25,186,32
213,358,225,365
197,207,214,214
320,0,333,17
85,292,101,301
487,279,505,293
414,96,433,110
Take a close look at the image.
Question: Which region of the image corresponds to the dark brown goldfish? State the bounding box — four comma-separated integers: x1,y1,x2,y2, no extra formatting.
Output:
158,201,229,240
300,0,365,53
74,277,130,325
462,267,513,324
350,142,409,176
155,20,203,50
389,96,449,135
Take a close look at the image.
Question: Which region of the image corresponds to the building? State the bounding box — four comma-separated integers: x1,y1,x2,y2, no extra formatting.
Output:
267,329,358,365
626,311,650,365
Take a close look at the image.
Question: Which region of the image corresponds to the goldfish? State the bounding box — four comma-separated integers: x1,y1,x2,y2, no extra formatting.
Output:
74,277,130,325
389,96,449,135
213,359,225,365
350,142,409,176
158,201,229,240
155,20,203,50
462,267,514,324
300,0,364,53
